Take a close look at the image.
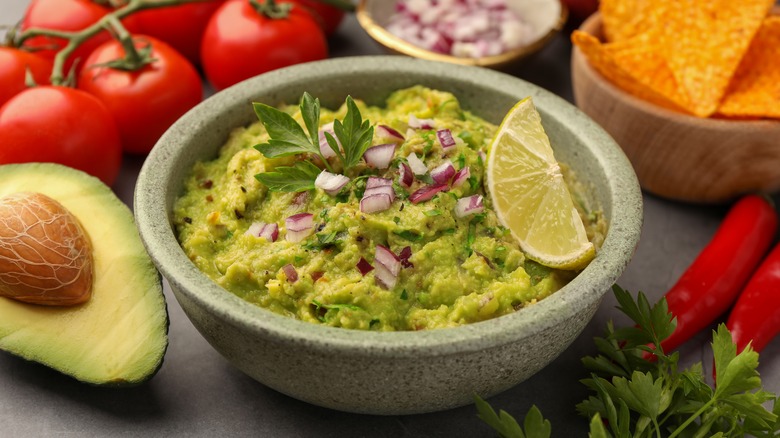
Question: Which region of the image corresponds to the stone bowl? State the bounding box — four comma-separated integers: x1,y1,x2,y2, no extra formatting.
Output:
134,56,642,415
356,0,567,71
571,12,780,204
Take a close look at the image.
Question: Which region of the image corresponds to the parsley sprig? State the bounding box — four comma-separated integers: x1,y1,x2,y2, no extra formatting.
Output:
253,93,374,191
476,285,779,438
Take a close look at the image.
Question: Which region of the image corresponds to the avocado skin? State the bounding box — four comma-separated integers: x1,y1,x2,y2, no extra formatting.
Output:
0,163,169,386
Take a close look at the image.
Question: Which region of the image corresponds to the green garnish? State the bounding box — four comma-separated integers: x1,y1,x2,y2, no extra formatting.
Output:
393,229,423,242
311,299,364,322
301,231,342,250
424,209,442,217
475,398,550,438
476,285,780,438
253,93,374,191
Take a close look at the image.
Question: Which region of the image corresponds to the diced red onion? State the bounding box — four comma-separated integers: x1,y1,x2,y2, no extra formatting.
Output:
311,271,324,282
245,222,279,242
386,0,532,59
363,143,396,169
398,162,414,188
360,192,394,214
452,166,470,188
366,176,393,189
282,264,298,283
398,246,413,268
430,160,456,185
315,170,350,196
356,257,374,275
318,122,341,159
408,114,436,129
407,152,428,175
285,213,314,243
374,245,401,289
409,183,448,204
375,125,405,143
454,195,484,218
436,129,457,151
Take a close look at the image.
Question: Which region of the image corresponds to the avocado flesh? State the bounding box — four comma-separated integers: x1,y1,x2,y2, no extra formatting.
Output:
0,163,168,386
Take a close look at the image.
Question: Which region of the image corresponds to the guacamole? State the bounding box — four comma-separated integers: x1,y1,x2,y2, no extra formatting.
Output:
174,86,604,331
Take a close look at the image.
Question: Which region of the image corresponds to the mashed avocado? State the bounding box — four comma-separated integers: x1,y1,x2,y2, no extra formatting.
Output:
174,86,605,331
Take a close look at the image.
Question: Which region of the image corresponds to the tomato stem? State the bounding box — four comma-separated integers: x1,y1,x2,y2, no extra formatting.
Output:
249,0,293,19
13,0,207,86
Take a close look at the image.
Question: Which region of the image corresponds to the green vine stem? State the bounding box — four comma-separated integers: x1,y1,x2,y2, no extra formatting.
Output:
14,0,206,86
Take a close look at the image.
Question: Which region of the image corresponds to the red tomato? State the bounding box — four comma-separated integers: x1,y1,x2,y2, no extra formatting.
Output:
133,0,225,65
0,48,52,107
0,86,122,186
78,36,203,155
293,0,345,35
20,0,138,75
201,0,328,91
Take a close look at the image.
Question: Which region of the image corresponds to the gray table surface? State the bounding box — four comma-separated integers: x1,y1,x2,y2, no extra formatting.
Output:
2,2,780,436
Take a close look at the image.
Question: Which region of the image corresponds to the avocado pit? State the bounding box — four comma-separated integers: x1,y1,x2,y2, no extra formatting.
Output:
0,191,93,306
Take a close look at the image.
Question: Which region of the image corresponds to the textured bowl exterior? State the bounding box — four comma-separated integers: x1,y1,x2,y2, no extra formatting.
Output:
572,12,780,204
135,56,642,415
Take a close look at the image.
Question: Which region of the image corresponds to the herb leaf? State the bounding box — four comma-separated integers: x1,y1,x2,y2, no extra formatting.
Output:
253,102,319,158
300,92,320,148
254,161,321,192
333,96,374,170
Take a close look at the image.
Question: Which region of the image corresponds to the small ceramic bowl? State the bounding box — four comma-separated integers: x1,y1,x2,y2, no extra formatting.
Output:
571,12,780,204
356,0,567,70
135,56,642,415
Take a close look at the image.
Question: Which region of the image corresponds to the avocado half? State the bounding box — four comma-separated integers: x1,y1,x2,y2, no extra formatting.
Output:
0,163,168,386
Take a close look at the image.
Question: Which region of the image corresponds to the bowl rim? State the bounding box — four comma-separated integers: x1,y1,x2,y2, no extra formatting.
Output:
355,0,568,69
135,56,642,358
574,11,780,130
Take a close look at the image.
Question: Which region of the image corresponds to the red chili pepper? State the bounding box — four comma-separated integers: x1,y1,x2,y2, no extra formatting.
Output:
726,242,780,354
659,195,778,354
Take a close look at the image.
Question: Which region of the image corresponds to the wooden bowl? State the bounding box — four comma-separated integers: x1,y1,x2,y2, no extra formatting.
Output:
356,0,567,71
571,12,780,203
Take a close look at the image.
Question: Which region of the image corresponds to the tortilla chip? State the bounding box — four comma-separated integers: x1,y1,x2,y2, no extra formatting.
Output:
572,30,688,113
657,0,774,117
717,17,780,119
599,0,666,43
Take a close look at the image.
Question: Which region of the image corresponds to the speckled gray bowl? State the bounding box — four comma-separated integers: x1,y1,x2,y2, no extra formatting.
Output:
135,56,642,415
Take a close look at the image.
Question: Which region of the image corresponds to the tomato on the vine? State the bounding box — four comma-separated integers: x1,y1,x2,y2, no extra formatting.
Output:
200,0,328,91
0,86,122,186
0,48,52,108
78,35,203,155
133,0,225,65
20,0,138,74
293,0,345,35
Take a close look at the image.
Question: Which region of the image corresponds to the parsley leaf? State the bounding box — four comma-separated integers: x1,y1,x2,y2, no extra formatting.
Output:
475,395,550,438
253,98,320,158
254,161,321,192
332,96,374,170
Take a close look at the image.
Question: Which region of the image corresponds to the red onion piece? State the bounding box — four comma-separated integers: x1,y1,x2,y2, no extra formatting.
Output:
398,162,414,188
363,143,396,169
366,176,393,189
356,257,374,275
452,166,470,188
430,160,456,185
407,152,428,175
408,114,436,129
375,125,405,143
360,192,393,214
436,129,457,151
409,183,448,204
318,122,341,159
398,246,413,268
454,195,484,218
285,213,314,243
282,264,298,283
311,271,324,282
315,170,350,196
374,245,401,289
245,222,279,242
